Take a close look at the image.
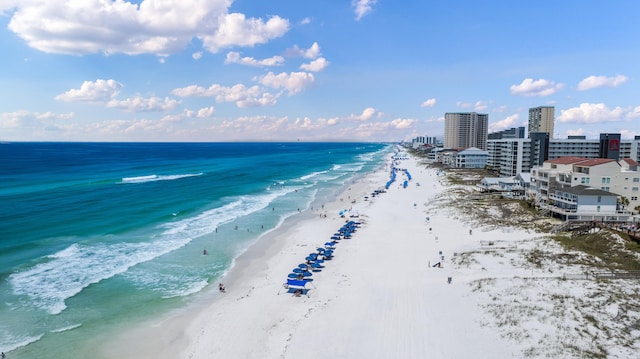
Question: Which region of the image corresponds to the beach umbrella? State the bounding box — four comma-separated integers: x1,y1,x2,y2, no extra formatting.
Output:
298,264,309,269
325,242,335,247
293,268,303,273
330,236,340,240
301,271,312,277
288,273,299,279
316,247,325,253
305,256,317,262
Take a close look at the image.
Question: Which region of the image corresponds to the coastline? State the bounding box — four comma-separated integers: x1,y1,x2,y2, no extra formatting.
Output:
97,150,394,358
97,151,640,358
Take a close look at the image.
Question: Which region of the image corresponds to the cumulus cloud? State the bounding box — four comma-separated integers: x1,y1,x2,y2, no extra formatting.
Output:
577,75,628,91
192,52,203,60
57,79,180,112
510,78,563,97
456,100,488,111
287,42,321,59
107,96,181,112
300,57,329,72
55,79,123,103
225,51,285,67
557,103,626,124
196,106,215,118
172,83,281,107
0,110,74,127
257,71,315,95
352,0,377,21
201,13,289,53
349,107,378,121
421,98,437,108
6,1,289,56
489,114,519,132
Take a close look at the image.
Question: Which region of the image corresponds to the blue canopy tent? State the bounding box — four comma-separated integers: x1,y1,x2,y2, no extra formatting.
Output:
278,279,316,297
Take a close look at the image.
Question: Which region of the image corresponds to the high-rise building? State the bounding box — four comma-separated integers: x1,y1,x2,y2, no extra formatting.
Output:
528,106,555,139
444,112,488,150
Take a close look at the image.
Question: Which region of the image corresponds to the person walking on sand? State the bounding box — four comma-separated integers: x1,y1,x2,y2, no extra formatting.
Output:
218,283,226,293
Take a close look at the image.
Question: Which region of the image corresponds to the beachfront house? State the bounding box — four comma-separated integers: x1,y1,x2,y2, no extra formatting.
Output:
478,176,525,198
454,147,489,169
530,156,636,221
546,185,623,221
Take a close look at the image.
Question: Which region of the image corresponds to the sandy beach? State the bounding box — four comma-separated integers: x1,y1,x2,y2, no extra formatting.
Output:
101,151,640,359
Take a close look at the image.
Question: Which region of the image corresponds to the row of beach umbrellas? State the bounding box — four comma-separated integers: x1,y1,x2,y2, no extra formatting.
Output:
286,220,361,281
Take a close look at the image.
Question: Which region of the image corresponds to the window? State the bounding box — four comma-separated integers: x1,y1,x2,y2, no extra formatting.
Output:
581,177,590,184
597,196,601,202
633,187,639,192
632,196,638,201
634,178,640,183
597,205,601,212
601,177,611,184
600,187,610,192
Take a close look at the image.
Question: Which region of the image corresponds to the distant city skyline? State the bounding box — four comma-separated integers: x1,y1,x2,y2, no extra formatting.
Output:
1,1,639,142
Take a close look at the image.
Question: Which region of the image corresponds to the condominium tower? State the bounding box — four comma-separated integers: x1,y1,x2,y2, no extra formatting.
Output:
444,112,488,150
528,106,555,138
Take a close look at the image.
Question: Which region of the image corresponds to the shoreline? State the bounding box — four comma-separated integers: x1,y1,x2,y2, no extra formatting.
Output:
97,150,395,358
99,151,640,358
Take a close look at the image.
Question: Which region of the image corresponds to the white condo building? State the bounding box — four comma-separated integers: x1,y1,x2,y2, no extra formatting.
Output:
529,157,638,220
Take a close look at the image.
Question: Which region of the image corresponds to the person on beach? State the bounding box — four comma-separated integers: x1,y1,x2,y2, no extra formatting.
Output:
218,283,226,292
203,249,207,255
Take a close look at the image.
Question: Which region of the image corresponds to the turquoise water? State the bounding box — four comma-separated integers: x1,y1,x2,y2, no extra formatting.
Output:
0,142,391,357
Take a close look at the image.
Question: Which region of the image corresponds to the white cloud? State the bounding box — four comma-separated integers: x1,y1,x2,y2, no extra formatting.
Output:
456,100,488,111
192,52,203,60
196,106,215,118
0,110,74,128
421,98,437,108
352,0,377,21
350,107,378,121
172,83,281,107
510,78,563,97
557,103,626,124
577,75,628,91
489,114,519,132
300,57,329,72
201,13,289,53
287,42,321,59
300,17,311,25
5,1,289,56
107,96,181,112
225,51,285,67
55,79,122,103
257,72,315,95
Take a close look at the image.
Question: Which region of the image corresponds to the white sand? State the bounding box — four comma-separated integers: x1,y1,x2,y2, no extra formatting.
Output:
102,152,640,359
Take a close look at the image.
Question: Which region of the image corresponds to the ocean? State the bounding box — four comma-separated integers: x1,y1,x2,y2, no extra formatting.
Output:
0,142,391,358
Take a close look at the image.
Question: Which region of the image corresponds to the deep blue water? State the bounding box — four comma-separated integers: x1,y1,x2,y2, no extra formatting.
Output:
0,142,390,357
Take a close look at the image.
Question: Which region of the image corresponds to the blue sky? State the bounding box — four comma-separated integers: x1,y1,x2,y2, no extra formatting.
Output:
1,0,639,142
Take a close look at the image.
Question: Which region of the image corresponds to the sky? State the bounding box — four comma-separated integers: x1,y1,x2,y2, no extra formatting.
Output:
1,0,639,142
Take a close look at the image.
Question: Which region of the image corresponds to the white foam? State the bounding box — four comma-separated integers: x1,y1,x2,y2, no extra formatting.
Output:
121,173,203,184
8,185,303,314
